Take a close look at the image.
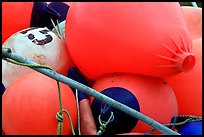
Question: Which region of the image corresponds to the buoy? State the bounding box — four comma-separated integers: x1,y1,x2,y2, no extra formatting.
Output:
181,6,202,40
165,38,202,116
2,2,70,44
2,83,6,95
2,27,73,89
2,72,77,135
66,2,194,80
178,121,202,135
90,73,178,134
2,2,33,44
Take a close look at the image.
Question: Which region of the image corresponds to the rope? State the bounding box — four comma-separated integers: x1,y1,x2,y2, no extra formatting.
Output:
2,47,180,135
56,20,63,39
3,57,75,135
145,115,202,135
75,89,81,135
50,18,63,39
4,58,53,70
96,112,114,135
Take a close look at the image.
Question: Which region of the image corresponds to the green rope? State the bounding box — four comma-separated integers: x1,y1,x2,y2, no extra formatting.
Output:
4,58,53,70
3,57,75,135
145,115,202,135
96,112,114,135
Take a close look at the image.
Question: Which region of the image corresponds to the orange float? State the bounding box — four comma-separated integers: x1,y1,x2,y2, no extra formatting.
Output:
181,6,202,40
2,27,73,88
2,72,77,135
66,2,194,80
2,2,71,44
165,38,202,116
90,73,178,134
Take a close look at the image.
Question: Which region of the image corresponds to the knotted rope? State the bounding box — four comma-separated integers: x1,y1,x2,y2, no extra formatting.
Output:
3,57,75,135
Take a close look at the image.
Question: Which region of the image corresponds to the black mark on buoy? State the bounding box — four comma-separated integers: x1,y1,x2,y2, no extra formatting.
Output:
20,28,53,46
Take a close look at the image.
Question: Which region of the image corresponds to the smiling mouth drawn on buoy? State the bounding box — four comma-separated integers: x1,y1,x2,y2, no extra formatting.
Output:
20,28,53,45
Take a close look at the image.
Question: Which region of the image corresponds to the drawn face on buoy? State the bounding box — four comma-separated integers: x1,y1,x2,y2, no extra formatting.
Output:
2,27,73,88
2,2,71,44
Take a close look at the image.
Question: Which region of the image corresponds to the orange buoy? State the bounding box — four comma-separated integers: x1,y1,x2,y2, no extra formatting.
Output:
181,6,202,40
2,72,77,135
90,73,178,134
165,38,202,116
2,2,71,44
66,2,194,80
2,27,73,88
2,2,33,44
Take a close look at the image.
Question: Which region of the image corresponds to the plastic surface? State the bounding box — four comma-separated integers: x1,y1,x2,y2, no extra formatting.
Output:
165,38,202,116
2,83,6,95
2,27,73,88
90,73,178,134
2,2,33,44
2,72,77,135
66,2,194,80
179,121,202,135
181,6,202,40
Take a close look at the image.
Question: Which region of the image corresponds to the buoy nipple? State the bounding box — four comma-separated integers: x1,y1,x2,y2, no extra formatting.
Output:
177,52,196,72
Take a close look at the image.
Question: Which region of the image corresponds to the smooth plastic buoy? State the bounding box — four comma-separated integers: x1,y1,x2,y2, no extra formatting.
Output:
165,38,202,116
2,2,71,44
66,2,194,80
2,27,73,88
2,72,77,135
2,2,33,44
178,121,202,135
2,83,6,95
181,6,202,40
90,73,178,134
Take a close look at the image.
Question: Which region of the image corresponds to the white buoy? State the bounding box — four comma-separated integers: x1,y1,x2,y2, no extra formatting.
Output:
2,27,73,88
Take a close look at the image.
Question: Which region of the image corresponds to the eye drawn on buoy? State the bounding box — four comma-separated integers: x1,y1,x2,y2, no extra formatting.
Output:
20,28,53,45
20,27,38,34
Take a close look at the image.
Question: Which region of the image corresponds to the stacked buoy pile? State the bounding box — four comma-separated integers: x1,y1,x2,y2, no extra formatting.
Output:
2,2,202,135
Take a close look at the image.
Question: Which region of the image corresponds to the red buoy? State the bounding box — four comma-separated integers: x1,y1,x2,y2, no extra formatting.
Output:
2,72,77,135
181,6,202,40
165,38,202,116
2,2,33,44
66,2,194,80
90,73,178,134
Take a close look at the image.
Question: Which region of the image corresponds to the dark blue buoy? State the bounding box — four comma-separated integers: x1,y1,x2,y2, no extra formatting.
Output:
179,121,202,135
2,83,6,95
91,87,140,135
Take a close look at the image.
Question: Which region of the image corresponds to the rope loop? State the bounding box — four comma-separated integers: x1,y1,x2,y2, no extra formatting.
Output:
145,115,202,135
97,111,114,135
